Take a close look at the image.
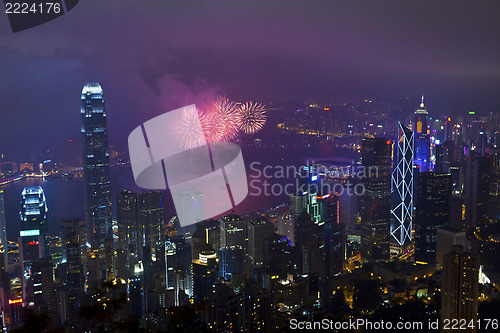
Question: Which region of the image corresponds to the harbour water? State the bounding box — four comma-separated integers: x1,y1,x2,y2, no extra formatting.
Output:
1,144,358,240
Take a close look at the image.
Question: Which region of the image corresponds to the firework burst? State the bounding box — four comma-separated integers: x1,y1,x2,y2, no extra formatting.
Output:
201,112,225,142
173,106,206,149
214,96,240,141
238,101,267,134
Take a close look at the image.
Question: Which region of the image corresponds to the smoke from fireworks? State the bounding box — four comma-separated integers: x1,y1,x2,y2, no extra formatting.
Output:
238,101,267,134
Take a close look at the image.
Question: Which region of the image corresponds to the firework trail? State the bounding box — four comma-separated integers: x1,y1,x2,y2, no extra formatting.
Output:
238,101,267,134
173,106,206,149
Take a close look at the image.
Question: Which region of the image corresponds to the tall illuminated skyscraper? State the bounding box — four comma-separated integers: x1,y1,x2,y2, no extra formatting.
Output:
138,191,164,258
220,215,245,249
165,240,176,292
19,186,47,301
360,138,392,262
415,172,451,262
414,96,431,172
441,246,479,330
20,186,48,245
248,217,274,269
117,190,140,272
81,83,112,248
117,190,164,272
390,122,414,247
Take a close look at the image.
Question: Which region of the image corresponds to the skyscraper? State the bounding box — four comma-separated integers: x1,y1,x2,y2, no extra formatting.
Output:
117,190,140,272
464,154,491,228
435,141,453,173
441,245,479,332
65,231,83,315
138,191,164,259
192,219,220,261
117,190,164,271
247,217,274,269
192,250,217,304
81,83,112,248
290,190,307,216
320,194,344,276
219,246,245,282
20,186,48,254
19,186,47,300
61,218,87,277
390,122,414,247
414,96,431,172
165,240,176,292
360,138,392,262
31,257,56,319
415,172,451,262
220,215,246,249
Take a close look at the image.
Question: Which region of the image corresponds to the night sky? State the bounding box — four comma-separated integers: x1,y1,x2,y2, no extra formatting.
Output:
1,0,500,160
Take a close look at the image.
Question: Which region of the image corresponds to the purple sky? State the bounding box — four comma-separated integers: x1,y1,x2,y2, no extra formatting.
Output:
1,0,500,160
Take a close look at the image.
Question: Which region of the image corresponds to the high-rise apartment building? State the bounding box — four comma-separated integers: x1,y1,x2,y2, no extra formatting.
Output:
441,246,479,332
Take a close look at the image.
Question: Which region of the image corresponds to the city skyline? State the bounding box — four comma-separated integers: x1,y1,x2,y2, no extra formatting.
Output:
0,1,499,332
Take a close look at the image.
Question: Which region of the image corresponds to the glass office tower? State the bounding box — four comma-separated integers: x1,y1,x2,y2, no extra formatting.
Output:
360,138,392,262
81,83,112,248
414,96,431,172
19,186,47,300
390,122,414,246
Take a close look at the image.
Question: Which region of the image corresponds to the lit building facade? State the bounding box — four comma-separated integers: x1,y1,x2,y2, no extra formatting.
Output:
220,215,245,249
414,97,431,172
20,186,48,254
138,191,164,259
390,122,414,246
81,83,112,248
247,217,274,269
360,138,392,262
415,172,451,262
117,190,141,272
441,246,479,331
19,186,47,300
